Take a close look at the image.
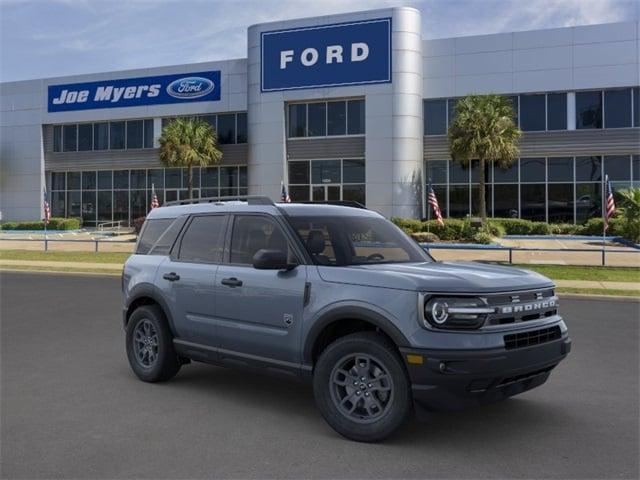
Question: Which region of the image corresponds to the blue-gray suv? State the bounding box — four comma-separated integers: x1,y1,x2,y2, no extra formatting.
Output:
122,197,571,442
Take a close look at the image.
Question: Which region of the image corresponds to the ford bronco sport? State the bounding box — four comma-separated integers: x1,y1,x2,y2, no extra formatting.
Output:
122,197,571,442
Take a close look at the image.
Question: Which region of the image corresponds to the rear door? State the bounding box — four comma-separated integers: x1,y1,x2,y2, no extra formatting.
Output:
156,214,228,348
214,214,307,365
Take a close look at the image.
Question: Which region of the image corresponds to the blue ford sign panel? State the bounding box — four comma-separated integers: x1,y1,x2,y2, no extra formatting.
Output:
48,71,221,112
261,18,391,92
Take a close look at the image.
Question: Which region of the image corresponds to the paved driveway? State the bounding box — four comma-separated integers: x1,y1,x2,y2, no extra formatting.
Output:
1,272,638,479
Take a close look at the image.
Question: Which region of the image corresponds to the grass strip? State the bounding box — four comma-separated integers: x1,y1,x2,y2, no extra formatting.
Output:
0,266,121,275
556,287,640,297
0,250,130,264
508,264,640,283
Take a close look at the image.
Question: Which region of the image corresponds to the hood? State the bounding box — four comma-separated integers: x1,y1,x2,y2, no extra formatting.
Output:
316,261,554,293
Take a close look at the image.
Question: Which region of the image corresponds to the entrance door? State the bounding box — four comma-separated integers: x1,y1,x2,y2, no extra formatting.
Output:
312,185,341,201
165,188,200,203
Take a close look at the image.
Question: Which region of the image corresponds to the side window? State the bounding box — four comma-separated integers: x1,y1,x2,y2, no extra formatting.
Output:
136,218,173,254
149,216,187,255
230,216,290,265
178,215,227,263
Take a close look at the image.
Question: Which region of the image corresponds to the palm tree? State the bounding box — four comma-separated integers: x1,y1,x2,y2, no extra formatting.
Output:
448,94,522,221
617,187,640,242
158,117,222,200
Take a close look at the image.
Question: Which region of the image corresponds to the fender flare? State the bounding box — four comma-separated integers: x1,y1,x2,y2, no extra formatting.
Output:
125,283,177,336
302,305,410,365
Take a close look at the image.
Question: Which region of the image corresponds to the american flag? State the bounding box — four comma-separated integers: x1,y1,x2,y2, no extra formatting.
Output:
604,174,616,231
150,184,160,210
281,182,291,203
427,183,444,226
43,188,51,224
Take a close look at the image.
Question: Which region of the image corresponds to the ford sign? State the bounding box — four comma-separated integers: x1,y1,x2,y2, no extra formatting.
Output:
166,77,215,99
48,71,221,112
261,18,391,92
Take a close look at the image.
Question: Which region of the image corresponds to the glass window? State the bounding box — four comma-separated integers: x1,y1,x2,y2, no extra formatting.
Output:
217,114,236,144
347,99,365,135
130,169,146,189
633,155,639,182
67,171,81,190
148,169,164,190
343,159,365,184
289,186,310,202
220,166,239,197
506,96,518,124
576,91,602,129
67,191,81,218
312,160,341,184
179,215,227,263
110,121,125,149
98,171,112,190
149,216,188,255
449,161,469,184
576,183,601,223
236,113,247,143
449,185,469,218
289,161,310,184
308,103,327,137
201,167,219,188
136,218,174,255
288,104,306,138
343,185,366,205
230,215,290,264
143,119,154,148
424,99,447,135
604,155,631,181
201,115,216,130
471,184,491,217
520,184,546,221
239,166,247,194
634,87,639,127
97,191,112,222
82,171,96,190
130,190,146,220
548,157,573,182
576,156,602,182
93,122,109,150
519,94,546,131
63,124,77,152
53,125,62,152
604,89,632,129
447,98,459,127
470,160,491,184
81,190,96,225
426,160,447,184
182,167,200,190
78,124,92,151
548,184,574,223
493,162,518,183
327,101,346,135
165,168,181,189
428,185,447,217
113,191,129,222
51,172,65,190
51,191,65,217
114,170,129,189
126,120,143,149
547,93,567,130
493,184,519,218
520,158,546,183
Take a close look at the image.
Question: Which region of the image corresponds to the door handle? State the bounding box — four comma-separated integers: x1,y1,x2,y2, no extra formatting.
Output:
162,272,180,282
221,277,243,287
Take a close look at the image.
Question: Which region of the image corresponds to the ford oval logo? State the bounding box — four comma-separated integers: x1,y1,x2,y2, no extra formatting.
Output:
166,76,215,99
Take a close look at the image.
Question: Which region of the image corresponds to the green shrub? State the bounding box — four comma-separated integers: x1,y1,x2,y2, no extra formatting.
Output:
0,217,80,231
391,217,423,233
410,231,440,243
576,217,624,237
549,223,579,235
491,218,551,235
472,231,494,244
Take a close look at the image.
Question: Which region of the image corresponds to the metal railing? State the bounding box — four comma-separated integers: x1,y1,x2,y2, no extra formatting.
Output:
97,220,123,233
0,237,133,252
422,243,639,266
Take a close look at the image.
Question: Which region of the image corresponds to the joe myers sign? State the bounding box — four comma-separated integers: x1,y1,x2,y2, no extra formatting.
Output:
261,18,391,92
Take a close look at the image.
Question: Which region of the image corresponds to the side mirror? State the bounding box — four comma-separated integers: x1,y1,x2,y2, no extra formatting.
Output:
252,249,294,270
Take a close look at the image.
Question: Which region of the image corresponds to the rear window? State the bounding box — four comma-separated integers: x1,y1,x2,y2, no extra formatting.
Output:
136,218,174,254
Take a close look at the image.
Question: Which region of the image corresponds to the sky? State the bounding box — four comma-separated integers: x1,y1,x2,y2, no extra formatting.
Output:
1,0,638,82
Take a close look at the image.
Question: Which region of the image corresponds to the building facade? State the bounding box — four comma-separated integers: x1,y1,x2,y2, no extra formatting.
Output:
1,7,638,226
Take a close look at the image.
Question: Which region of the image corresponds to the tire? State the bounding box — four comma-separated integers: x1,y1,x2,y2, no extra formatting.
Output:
313,331,412,442
126,304,181,382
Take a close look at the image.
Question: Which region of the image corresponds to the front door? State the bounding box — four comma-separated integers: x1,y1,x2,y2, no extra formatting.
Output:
156,214,228,347
312,185,341,201
214,214,307,365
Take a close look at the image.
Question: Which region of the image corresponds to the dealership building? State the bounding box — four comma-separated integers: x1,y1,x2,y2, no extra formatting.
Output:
1,7,638,225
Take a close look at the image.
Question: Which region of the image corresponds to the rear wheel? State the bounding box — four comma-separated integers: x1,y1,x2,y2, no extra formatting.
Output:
313,332,412,442
126,305,181,382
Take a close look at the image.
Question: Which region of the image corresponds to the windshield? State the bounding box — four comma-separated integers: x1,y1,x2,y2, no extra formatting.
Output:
287,215,432,266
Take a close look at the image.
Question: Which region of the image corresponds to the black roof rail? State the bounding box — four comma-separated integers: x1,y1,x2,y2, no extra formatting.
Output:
163,195,275,207
298,200,367,209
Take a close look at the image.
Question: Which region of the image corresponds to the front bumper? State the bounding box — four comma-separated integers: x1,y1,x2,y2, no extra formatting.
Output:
400,334,571,411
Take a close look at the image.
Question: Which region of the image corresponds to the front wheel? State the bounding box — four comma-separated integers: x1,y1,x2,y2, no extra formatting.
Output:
313,332,412,442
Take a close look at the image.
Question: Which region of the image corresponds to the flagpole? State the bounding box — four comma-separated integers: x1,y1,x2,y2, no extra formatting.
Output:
602,174,606,266
426,180,431,234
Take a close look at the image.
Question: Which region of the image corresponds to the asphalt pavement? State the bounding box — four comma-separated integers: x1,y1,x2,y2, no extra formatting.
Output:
1,272,638,479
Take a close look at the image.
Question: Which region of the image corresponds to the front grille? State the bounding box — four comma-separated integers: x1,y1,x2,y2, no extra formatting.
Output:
484,289,558,327
504,326,561,350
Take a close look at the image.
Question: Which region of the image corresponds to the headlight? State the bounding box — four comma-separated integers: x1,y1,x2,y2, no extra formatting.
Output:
423,297,495,329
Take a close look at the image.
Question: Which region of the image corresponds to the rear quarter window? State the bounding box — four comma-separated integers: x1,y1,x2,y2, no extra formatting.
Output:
136,218,174,254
